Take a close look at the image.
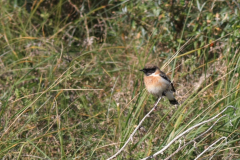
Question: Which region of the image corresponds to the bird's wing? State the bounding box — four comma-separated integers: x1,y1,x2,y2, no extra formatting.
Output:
159,70,176,92
159,71,171,83
171,83,176,92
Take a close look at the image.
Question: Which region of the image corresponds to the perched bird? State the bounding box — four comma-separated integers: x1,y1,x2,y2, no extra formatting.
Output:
140,64,178,105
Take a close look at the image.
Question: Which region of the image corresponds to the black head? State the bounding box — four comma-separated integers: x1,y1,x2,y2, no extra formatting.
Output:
140,65,158,76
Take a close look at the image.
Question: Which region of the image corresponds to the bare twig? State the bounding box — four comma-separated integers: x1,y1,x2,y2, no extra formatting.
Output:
164,115,227,160
107,97,162,160
68,0,80,13
195,137,227,160
141,105,235,160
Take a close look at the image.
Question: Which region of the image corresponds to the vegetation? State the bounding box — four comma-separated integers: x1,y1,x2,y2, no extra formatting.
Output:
0,0,240,159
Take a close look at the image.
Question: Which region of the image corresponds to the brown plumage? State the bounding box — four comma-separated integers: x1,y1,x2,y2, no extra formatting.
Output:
140,64,178,105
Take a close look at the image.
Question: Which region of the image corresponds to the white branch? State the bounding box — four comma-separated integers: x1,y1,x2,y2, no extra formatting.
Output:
194,137,227,160
164,115,226,160
141,105,235,160
107,97,162,160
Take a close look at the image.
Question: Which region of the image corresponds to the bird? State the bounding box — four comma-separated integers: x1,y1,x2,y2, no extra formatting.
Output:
140,64,178,105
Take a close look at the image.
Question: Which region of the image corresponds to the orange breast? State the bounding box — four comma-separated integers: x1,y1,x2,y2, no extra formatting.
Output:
144,76,161,86
144,75,167,96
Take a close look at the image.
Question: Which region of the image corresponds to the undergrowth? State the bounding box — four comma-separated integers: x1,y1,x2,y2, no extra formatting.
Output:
0,0,240,159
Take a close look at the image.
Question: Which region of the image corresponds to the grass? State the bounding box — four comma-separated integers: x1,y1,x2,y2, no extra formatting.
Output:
0,0,240,159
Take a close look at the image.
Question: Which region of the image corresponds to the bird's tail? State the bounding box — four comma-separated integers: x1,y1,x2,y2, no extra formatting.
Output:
164,91,179,105
169,99,179,105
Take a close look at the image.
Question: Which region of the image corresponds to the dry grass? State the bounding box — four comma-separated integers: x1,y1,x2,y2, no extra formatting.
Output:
0,0,240,159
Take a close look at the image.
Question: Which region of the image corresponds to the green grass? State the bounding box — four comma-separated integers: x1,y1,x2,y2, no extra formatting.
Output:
1,0,240,159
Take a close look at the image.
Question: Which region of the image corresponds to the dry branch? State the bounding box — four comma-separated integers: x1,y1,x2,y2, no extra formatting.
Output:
164,115,227,160
141,105,235,160
107,97,162,160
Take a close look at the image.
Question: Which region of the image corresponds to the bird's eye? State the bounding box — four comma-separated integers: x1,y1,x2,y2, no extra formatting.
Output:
150,68,156,73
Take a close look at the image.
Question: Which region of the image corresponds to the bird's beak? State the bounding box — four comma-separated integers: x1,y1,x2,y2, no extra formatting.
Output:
139,69,144,72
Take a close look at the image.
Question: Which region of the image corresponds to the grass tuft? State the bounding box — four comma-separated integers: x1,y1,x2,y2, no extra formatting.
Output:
0,0,240,159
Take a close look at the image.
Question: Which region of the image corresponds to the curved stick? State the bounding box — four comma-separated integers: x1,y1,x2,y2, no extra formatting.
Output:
107,97,162,160
141,106,235,160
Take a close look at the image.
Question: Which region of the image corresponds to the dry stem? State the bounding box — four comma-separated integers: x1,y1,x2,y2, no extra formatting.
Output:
141,105,235,160
107,97,162,160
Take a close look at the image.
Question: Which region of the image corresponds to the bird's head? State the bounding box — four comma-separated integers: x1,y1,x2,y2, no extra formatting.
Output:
140,64,159,76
